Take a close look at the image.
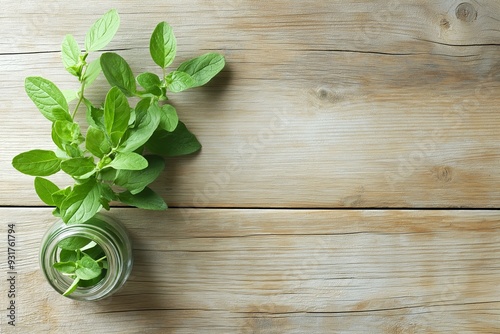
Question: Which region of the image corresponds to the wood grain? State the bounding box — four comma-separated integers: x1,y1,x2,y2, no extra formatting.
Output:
1,208,500,333
1,0,500,208
1,2,500,333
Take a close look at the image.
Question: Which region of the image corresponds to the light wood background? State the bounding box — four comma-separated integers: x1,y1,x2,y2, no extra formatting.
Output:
1,1,499,333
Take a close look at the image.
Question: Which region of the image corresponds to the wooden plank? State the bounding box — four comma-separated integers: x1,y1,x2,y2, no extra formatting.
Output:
1,208,499,333
2,1,500,208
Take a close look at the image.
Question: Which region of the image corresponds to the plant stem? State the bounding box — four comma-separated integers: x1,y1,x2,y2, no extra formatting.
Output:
96,256,107,263
71,64,89,120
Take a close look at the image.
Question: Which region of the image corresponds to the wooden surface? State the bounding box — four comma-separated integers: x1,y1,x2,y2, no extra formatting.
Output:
1,0,500,333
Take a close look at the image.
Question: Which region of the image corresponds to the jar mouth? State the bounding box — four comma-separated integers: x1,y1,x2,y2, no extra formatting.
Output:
40,216,133,301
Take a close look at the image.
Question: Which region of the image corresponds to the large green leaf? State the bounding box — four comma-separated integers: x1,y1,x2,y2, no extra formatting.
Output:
25,77,69,122
34,177,60,206
85,9,120,52
108,152,148,170
104,86,130,145
176,53,225,87
146,121,201,157
149,21,176,69
12,150,61,176
61,157,96,177
60,179,102,224
100,52,136,95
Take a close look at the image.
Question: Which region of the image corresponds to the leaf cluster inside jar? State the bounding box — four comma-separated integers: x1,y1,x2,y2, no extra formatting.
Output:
53,237,108,296
11,9,225,225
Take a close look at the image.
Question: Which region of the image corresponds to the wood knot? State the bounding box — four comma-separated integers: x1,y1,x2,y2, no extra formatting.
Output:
433,166,453,183
312,86,344,104
455,3,477,23
440,18,451,29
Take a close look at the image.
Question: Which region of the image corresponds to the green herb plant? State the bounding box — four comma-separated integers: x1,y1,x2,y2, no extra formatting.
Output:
11,9,225,295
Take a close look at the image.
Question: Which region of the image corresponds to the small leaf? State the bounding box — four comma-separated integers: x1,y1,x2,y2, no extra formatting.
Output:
58,236,92,251
60,179,102,224
86,126,111,158
34,177,60,206
109,152,148,170
100,52,136,95
137,72,161,91
150,21,176,69
165,71,196,93
177,53,225,87
83,58,102,86
115,155,165,194
159,104,178,132
25,77,69,122
118,187,167,210
61,34,81,76
104,86,130,145
12,150,61,176
53,261,77,274
146,121,201,157
85,9,120,52
61,157,96,177
59,249,78,263
75,255,102,280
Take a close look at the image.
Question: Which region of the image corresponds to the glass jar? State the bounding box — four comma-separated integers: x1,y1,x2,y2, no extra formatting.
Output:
39,214,133,301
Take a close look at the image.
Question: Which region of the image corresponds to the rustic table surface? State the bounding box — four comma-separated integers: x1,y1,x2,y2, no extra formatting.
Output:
1,1,500,333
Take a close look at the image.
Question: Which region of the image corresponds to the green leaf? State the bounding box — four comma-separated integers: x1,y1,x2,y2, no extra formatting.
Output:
137,72,161,90
61,34,81,76
58,237,91,251
177,53,225,87
12,150,61,176
83,58,102,86
85,9,120,52
25,77,69,122
59,249,78,263
100,52,136,95
61,157,96,177
104,86,130,145
53,261,77,274
119,102,161,152
158,104,178,132
146,121,201,157
60,179,102,224
150,21,176,69
75,255,102,280
109,152,148,170
118,187,167,210
86,126,111,158
165,71,196,93
34,177,60,206
115,155,164,194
